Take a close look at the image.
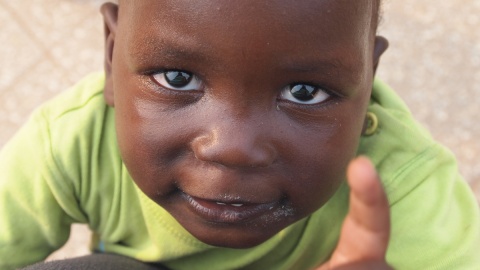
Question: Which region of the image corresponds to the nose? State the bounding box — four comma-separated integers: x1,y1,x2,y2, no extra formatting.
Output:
191,118,277,168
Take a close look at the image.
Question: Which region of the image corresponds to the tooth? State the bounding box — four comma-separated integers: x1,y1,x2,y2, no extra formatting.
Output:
216,202,226,205
231,203,243,207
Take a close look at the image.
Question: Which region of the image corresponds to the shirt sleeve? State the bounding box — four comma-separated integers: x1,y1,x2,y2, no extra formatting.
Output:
386,144,480,269
0,110,77,269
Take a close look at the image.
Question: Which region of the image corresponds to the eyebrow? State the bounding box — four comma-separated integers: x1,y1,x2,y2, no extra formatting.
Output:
128,35,358,82
280,59,347,74
128,36,213,69
280,56,365,88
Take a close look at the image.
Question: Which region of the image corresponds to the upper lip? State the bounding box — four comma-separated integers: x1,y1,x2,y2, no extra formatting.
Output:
176,161,283,204
182,191,274,206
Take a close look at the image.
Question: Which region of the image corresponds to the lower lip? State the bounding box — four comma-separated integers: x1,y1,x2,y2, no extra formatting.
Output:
183,193,278,224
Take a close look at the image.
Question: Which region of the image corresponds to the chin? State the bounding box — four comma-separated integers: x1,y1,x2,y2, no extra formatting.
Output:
193,226,279,249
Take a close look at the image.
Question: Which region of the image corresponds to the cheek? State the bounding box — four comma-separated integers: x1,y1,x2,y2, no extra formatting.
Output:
280,105,365,216
115,98,157,193
113,85,194,196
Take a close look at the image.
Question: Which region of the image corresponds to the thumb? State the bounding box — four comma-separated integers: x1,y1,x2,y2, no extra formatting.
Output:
327,156,391,269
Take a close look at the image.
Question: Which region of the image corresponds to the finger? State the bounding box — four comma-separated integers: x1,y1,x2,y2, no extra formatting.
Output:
328,156,391,268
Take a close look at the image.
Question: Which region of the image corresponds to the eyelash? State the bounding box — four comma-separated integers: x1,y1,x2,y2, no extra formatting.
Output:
148,69,335,106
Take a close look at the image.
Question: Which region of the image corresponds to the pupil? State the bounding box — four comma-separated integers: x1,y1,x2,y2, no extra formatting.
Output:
164,71,192,87
290,84,317,101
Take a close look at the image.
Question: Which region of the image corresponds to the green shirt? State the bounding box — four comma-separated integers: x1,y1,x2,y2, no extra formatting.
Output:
0,73,479,269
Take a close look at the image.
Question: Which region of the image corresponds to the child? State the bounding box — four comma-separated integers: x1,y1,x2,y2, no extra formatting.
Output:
1,1,479,269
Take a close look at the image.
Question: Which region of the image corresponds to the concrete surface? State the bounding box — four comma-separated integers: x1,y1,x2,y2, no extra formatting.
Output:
1,0,479,262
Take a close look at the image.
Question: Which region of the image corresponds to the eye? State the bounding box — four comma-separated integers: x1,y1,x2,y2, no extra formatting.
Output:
151,70,202,91
280,83,330,104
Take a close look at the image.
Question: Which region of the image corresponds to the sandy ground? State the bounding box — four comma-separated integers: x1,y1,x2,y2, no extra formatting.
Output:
1,0,479,262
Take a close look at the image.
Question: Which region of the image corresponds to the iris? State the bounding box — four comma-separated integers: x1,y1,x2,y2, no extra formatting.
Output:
290,84,317,101
164,71,192,87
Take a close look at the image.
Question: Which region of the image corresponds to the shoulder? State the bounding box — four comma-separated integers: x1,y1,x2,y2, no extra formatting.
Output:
38,72,108,127
2,72,114,174
27,72,124,216
361,79,480,269
359,78,445,202
33,72,118,170
0,72,117,227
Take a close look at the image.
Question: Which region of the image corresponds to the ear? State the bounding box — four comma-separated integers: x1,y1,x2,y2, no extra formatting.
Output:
100,3,119,107
373,36,389,76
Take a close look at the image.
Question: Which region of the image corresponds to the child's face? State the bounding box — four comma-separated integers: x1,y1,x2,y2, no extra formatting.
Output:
104,0,386,248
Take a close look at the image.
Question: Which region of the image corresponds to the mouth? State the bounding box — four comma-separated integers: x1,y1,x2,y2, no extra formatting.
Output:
182,192,279,224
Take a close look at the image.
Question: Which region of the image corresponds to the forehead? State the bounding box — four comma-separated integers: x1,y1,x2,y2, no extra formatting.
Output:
118,0,376,53
117,1,375,84
118,0,376,33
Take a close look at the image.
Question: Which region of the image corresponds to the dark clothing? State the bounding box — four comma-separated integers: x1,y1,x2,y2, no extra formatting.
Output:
22,254,168,270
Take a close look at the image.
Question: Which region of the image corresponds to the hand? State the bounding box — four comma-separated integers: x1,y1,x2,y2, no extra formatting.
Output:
316,157,393,270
